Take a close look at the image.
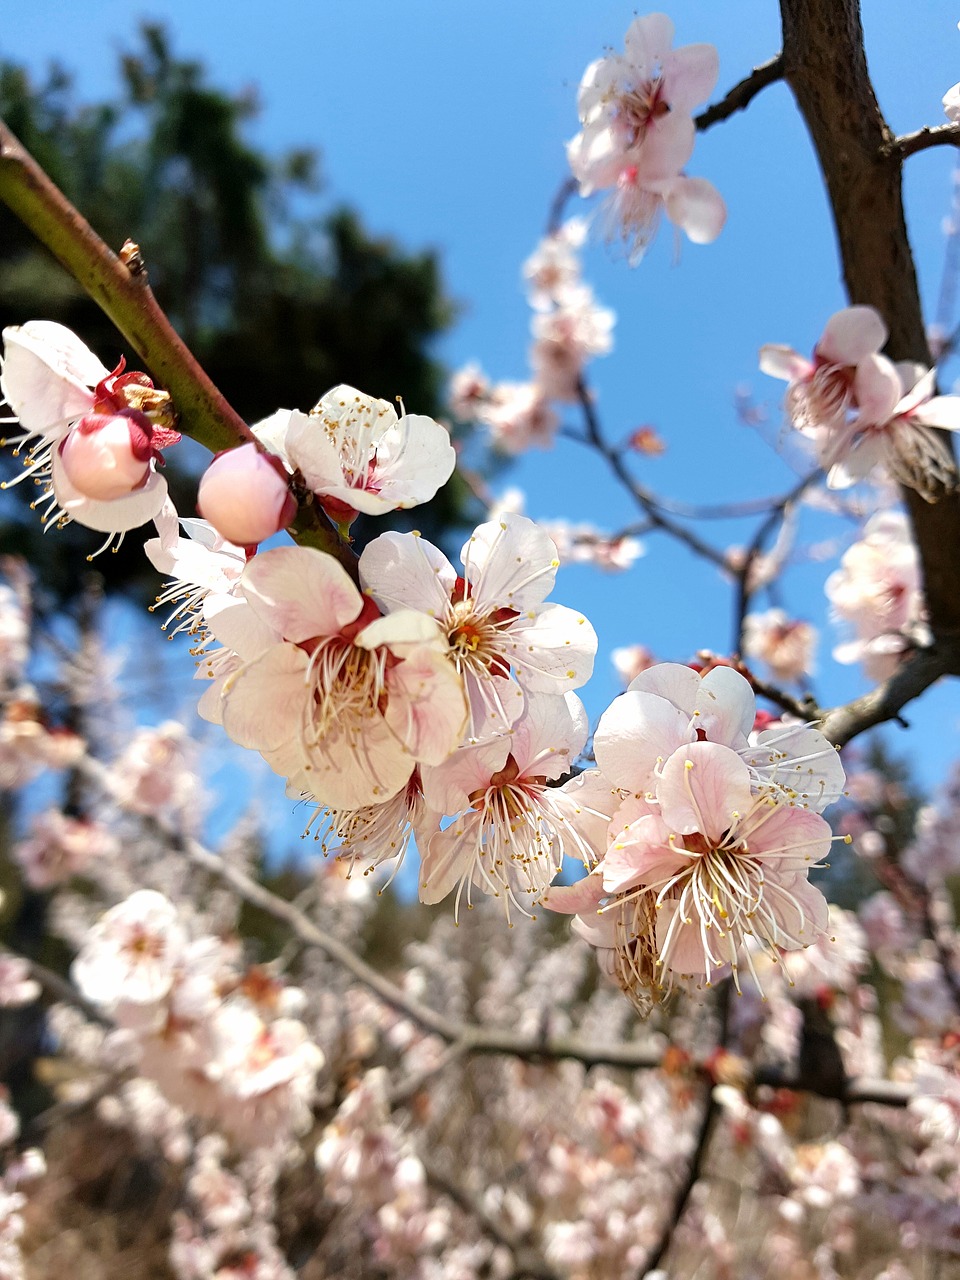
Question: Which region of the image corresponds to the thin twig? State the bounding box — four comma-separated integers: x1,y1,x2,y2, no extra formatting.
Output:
3,949,112,1028
695,54,785,132
884,122,960,161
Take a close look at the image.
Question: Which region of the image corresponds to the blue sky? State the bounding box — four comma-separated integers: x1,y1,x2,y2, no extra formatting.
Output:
5,2,960,856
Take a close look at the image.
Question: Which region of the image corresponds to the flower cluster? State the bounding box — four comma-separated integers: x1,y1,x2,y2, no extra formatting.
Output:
451,219,614,454
72,889,323,1148
568,13,725,261
761,305,960,499
544,663,845,1010
193,511,598,917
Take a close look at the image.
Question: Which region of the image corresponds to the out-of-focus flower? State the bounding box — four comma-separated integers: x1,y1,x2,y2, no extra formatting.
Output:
612,644,657,685
826,511,929,680
13,809,116,888
742,609,817,685
478,382,558,453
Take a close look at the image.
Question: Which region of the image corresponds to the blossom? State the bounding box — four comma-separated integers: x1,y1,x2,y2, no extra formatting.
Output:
197,443,297,546
252,384,455,525
210,545,467,809
612,644,657,685
0,582,28,686
72,889,188,1014
109,720,200,821
448,363,491,422
760,306,888,436
824,361,960,499
742,609,817,685
477,382,558,453
418,694,607,916
594,662,844,812
530,285,615,401
568,14,724,258
359,514,597,739
596,742,833,992
826,511,929,680
568,14,718,195
0,322,179,548
522,219,588,310
301,769,435,881
143,500,247,639
13,809,115,888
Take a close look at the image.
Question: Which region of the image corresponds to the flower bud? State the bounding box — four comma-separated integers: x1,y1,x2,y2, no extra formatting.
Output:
197,442,297,546
58,410,153,501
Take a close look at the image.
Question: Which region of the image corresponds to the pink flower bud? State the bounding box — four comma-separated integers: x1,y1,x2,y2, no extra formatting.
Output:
58,411,153,501
197,442,297,546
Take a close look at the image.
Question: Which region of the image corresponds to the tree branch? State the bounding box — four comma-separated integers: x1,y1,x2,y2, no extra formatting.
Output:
885,122,960,161
819,642,960,747
695,54,786,132
180,836,912,1106
0,118,251,457
779,0,960,638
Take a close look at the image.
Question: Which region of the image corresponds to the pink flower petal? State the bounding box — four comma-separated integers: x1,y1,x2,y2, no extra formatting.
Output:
663,175,726,244
241,546,362,642
657,742,753,841
818,306,887,366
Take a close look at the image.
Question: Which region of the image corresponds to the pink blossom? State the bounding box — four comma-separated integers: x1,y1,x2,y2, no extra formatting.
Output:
529,285,614,401
477,381,559,453
13,809,115,888
448,362,491,421
72,889,188,1015
213,545,467,809
760,306,888,437
742,609,817,685
110,720,200,821
360,514,597,739
197,443,297,547
418,694,607,915
1,323,180,547
253,384,455,526
826,511,929,680
144,500,248,639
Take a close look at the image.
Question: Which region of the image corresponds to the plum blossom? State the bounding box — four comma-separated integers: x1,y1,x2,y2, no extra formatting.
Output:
72,889,188,1014
301,768,434,880
529,285,615,401
418,694,607,916
552,743,834,1000
760,306,888,437
360,514,597,739
197,443,297,547
826,511,929,680
0,322,180,548
594,662,844,812
252,384,455,526
612,644,657,686
0,691,84,790
477,381,558,453
0,583,28,686
13,809,116,888
568,14,724,258
742,609,817,685
523,219,589,310
144,501,248,639
110,720,200,821
447,362,491,422
209,545,466,809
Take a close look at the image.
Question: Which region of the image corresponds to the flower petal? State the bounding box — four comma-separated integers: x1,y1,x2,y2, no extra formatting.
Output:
656,741,753,841
241,545,362,641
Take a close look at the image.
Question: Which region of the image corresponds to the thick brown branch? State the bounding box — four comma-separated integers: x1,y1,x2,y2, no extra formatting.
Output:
695,54,785,132
778,0,960,637
886,122,960,161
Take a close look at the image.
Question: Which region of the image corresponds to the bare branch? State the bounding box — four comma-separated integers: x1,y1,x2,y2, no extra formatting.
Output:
819,643,960,747
181,836,913,1106
884,122,960,161
695,53,786,132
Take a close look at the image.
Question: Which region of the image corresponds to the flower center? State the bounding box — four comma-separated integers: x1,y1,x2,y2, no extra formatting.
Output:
617,76,670,147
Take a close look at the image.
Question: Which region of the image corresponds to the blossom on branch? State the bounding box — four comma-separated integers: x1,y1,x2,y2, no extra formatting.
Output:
360,513,597,739
252,383,455,527
568,13,725,259
0,322,180,550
